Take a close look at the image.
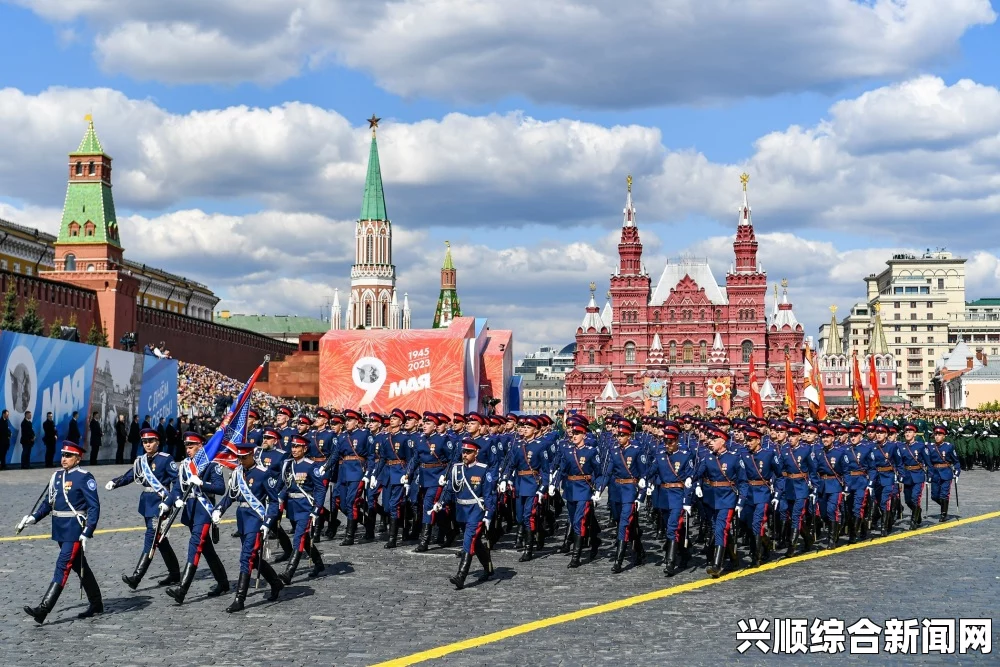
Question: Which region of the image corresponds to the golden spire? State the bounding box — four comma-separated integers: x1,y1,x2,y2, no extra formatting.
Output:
84,113,93,125
873,302,881,313
626,174,632,192
780,278,788,289
830,304,838,314
445,240,450,249
589,281,597,295
740,172,750,191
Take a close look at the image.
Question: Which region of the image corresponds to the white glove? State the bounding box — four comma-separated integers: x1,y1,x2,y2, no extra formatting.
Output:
104,480,115,491
682,504,692,515
404,484,411,496
684,478,692,489
536,490,544,501
695,485,703,499
548,484,556,496
188,474,203,487
736,505,742,518
771,496,779,509
638,478,647,490
400,475,408,486
174,497,184,508
367,476,376,489
16,515,34,532
809,494,816,504
592,491,602,503
261,526,270,542
438,474,447,486
158,502,170,515
211,510,222,524
483,517,491,529
80,535,88,550
431,502,443,514
318,466,327,477
498,481,508,494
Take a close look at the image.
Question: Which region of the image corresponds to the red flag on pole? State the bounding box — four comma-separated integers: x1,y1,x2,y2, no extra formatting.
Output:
748,351,763,418
784,352,796,420
867,354,881,422
852,351,868,423
803,342,827,420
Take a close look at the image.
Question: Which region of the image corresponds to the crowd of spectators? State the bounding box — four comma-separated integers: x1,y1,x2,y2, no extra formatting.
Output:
178,361,311,423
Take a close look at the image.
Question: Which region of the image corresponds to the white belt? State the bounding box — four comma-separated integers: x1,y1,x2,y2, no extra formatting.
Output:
457,499,480,506
52,510,82,518
288,492,307,499
238,502,254,509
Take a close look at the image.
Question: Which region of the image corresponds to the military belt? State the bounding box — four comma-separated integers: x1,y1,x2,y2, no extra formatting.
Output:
421,463,446,469
659,482,683,489
707,481,732,488
748,480,769,486
567,474,591,481
385,459,405,466
238,502,255,509
615,478,637,484
876,466,894,472
457,499,480,506
343,456,365,462
517,470,539,476
52,510,82,518
933,463,952,468
288,492,307,499
849,471,867,476
785,473,807,479
904,465,923,471
820,474,838,480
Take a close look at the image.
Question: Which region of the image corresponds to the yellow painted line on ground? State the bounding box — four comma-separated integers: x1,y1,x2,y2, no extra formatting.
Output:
372,509,1000,667
0,519,236,542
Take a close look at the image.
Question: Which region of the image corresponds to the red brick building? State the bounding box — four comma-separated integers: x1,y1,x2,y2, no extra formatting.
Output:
565,175,805,415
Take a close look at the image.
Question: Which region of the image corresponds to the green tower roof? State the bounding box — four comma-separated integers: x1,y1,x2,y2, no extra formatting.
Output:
360,127,388,222
442,241,454,270
75,115,105,155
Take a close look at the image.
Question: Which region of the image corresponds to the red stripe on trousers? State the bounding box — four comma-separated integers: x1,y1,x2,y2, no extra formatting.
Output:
722,509,734,548
60,542,81,586
193,524,210,566
249,534,261,572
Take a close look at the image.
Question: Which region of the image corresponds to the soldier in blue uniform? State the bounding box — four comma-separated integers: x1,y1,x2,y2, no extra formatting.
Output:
868,423,902,535
212,440,284,613
554,422,603,568
597,421,647,573
329,408,373,545
689,426,749,578
647,424,693,576
813,427,847,549
927,425,961,521
277,434,328,583
407,412,452,552
775,423,815,556
256,427,293,561
275,405,296,451
364,413,390,536
738,426,779,565
842,424,874,542
374,408,413,548
502,416,550,562
164,432,230,604
18,441,103,623
898,424,930,528
436,439,496,589
106,427,181,589
246,409,263,447
309,408,339,541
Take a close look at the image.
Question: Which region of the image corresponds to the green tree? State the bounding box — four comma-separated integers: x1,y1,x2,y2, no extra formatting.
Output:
18,297,45,336
0,282,19,332
67,313,78,331
48,316,64,338
86,320,109,347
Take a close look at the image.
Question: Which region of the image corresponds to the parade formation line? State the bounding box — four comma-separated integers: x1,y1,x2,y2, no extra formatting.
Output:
0,518,237,542
371,509,1000,667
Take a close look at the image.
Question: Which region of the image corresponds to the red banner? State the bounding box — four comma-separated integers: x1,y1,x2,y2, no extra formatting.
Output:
852,351,868,422
867,355,881,422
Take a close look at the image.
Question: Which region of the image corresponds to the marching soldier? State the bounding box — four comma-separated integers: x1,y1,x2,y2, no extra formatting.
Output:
212,440,284,613
597,421,647,573
256,427,293,561
927,425,961,521
328,409,374,546
163,432,230,603
776,423,815,556
813,427,847,549
106,427,182,589
407,413,452,552
436,439,496,589
898,424,930,528
868,424,902,536
647,424,694,576
554,422,603,568
501,416,550,562
18,441,103,623
374,409,412,548
738,426,779,565
276,434,327,582
689,425,749,578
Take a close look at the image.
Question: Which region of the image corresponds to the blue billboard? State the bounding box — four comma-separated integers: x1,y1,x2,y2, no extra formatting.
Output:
138,356,179,428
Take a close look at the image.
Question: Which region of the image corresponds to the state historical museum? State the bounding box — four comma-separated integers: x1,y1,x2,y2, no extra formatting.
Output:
565,175,805,415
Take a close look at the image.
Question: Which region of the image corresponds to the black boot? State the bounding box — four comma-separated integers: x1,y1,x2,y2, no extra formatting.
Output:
519,530,535,562
475,548,495,581
204,545,230,597
226,573,250,613
726,539,741,571
664,540,678,577
633,537,645,566
308,545,325,578
279,551,303,585
611,540,626,573
77,564,104,619
363,511,377,541
785,528,800,557
165,563,197,605
748,535,760,567
415,522,432,552
272,525,292,563
559,523,573,554
24,582,63,624
589,534,602,561
122,552,153,590
450,553,472,590
609,538,620,562
568,534,583,569
385,519,400,549
259,560,284,601
157,540,182,586
340,520,357,546
705,545,725,578
536,528,545,550
324,512,341,540
514,526,525,551
939,499,949,522
827,519,841,550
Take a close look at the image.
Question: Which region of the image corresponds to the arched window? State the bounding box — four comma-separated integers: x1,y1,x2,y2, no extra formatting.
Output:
700,340,707,362
653,310,660,322
669,341,677,363
679,383,686,397
742,340,753,363
69,222,80,237
669,310,675,321
364,304,373,327
75,162,82,176
624,342,636,364
88,161,95,176
683,341,693,363
689,382,697,396
783,344,790,357
588,350,595,365
700,309,706,320
366,235,374,263
382,302,388,327
64,254,76,271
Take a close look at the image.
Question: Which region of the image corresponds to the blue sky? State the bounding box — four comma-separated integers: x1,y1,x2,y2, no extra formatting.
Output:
1,1,999,354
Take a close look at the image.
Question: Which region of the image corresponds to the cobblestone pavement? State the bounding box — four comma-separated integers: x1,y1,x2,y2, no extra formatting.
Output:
0,465,996,666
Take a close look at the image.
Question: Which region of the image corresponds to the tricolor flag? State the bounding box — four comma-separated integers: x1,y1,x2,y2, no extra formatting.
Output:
802,342,827,420
191,357,269,472
852,351,867,423
747,351,764,418
867,355,881,422
784,352,796,420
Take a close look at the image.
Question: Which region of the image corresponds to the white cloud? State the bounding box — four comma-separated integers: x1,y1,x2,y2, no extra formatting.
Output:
14,0,995,106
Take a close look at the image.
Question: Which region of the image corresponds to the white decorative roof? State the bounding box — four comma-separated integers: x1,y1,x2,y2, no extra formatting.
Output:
623,177,636,228
599,380,620,400
601,300,613,331
759,378,777,400
650,258,728,306
771,285,800,329
580,292,605,331
738,179,752,226
936,340,982,371
708,331,727,364
650,333,663,352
